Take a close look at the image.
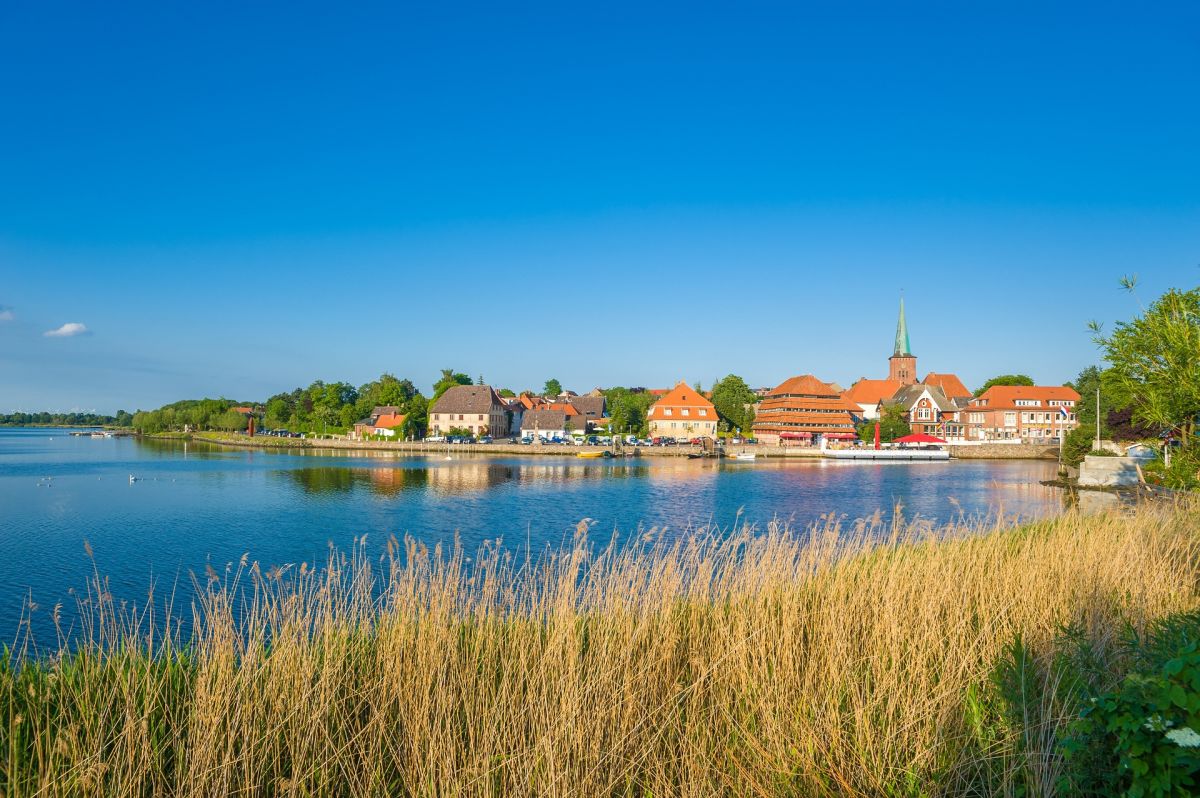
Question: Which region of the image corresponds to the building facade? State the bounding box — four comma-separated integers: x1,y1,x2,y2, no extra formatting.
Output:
428,385,511,437
962,385,1081,441
752,375,859,445
646,381,718,439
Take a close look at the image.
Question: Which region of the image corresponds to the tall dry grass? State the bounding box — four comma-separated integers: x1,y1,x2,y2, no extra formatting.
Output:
2,500,1198,797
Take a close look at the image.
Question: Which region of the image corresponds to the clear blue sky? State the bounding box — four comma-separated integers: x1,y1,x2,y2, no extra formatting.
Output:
2,1,1197,413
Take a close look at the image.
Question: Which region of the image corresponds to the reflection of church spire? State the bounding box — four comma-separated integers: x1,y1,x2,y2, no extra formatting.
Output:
894,296,911,356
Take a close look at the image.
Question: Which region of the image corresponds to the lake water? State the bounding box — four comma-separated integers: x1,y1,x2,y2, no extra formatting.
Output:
0,428,1062,644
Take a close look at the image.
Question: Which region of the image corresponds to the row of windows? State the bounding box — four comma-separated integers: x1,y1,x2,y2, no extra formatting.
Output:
660,408,708,417
756,422,855,430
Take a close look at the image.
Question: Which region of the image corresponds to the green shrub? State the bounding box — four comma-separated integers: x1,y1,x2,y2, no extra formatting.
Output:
1062,612,1200,797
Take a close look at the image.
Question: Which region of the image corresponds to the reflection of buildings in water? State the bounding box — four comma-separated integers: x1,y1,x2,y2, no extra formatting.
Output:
510,461,649,488
426,462,519,494
366,467,428,496
282,466,428,495
643,459,722,485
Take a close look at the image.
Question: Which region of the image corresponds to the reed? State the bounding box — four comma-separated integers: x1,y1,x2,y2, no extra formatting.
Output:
2,500,1198,797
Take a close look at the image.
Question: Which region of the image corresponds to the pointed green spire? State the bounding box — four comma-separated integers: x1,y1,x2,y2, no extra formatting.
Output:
894,296,911,355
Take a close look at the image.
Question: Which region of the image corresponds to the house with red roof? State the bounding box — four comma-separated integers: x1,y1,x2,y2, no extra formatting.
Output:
841,378,904,420
372,412,407,438
752,375,859,446
963,385,1081,442
646,381,718,439
921,373,973,403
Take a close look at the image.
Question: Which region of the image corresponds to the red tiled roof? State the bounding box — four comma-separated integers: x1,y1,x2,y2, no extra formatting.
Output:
922,373,972,400
767,374,837,396
646,381,716,420
970,385,1081,410
374,413,407,429
841,379,903,405
754,374,858,435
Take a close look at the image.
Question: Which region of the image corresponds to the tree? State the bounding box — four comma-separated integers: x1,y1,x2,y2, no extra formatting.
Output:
402,394,428,439
603,387,655,437
543,378,563,397
1091,284,1200,449
857,404,911,443
974,374,1034,397
710,374,757,434
212,410,248,432
433,369,472,400
497,388,516,398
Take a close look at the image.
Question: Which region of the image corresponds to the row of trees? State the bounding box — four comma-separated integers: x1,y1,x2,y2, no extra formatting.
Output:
132,399,253,434
0,410,133,427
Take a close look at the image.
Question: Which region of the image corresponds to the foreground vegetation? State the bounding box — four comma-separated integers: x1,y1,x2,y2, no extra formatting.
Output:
2,502,1199,796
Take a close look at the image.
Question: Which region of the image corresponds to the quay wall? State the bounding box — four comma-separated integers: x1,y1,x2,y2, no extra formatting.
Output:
175,434,1059,460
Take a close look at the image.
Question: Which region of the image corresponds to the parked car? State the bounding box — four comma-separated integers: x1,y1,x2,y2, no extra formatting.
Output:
519,436,533,445
585,435,599,445
426,435,447,443
478,436,493,444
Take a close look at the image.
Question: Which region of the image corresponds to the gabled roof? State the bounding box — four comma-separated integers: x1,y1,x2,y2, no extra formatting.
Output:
921,373,972,400
842,378,904,406
371,405,403,416
430,385,507,415
767,375,839,398
885,384,957,413
646,381,716,420
520,409,568,431
569,395,606,418
970,385,1081,409
373,412,407,429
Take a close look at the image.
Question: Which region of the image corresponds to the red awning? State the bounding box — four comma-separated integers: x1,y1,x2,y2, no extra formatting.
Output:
893,432,947,444
824,433,858,440
779,432,812,439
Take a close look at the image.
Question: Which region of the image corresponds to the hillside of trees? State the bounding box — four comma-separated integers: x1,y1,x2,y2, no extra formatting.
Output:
132,373,436,437
0,411,132,427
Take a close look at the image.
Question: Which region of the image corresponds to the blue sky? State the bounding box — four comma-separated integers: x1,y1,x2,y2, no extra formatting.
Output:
1,1,1197,413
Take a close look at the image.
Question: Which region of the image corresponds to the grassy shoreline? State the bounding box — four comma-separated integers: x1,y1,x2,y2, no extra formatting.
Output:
3,502,1198,795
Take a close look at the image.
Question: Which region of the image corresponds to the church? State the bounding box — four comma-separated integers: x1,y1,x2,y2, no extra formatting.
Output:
841,298,974,440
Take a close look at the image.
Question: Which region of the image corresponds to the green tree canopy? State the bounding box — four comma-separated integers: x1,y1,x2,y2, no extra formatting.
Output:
974,374,1034,396
433,369,472,400
710,374,757,434
603,387,655,437
497,388,516,398
543,378,563,397
1092,284,1200,447
857,403,911,443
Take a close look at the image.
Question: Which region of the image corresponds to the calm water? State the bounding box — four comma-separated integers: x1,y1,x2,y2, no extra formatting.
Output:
0,428,1062,643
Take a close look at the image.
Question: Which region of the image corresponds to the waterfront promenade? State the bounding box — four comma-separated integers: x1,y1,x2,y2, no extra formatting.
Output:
170,432,1060,460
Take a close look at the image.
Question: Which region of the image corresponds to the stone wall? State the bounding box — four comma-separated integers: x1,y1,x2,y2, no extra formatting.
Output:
944,443,1060,460
1077,454,1143,487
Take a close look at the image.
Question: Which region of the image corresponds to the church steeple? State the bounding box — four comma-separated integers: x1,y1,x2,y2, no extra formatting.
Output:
894,296,911,356
888,295,917,384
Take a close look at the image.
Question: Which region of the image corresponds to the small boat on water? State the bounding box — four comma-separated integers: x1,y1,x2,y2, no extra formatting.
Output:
577,450,611,459
733,453,757,462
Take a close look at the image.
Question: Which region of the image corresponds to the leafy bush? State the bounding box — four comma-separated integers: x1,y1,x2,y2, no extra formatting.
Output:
1142,445,1200,490
1064,611,1200,797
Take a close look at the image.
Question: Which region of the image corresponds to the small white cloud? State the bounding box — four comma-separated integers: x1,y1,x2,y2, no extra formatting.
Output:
44,322,90,338
0,306,12,322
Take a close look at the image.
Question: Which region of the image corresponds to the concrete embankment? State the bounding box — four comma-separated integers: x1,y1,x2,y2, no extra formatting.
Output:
155,434,1060,460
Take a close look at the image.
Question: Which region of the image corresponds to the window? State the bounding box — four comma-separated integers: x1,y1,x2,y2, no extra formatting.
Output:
682,408,690,416
1004,412,1016,426
664,408,673,416
699,409,707,416
918,408,931,420
478,414,484,421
